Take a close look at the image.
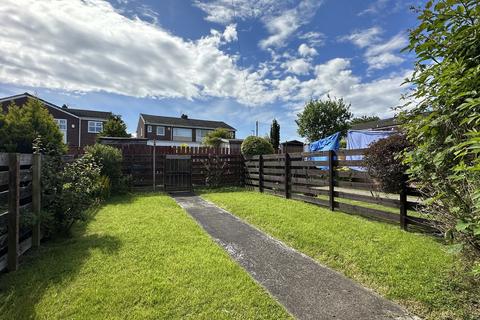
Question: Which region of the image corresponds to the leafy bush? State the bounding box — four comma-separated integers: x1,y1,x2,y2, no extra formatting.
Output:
202,128,232,148
55,154,104,233
363,135,410,193
241,136,274,156
401,0,480,267
0,97,66,154
296,96,352,142
84,144,126,194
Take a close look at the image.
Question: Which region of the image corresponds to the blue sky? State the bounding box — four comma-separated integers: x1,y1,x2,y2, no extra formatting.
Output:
0,0,422,141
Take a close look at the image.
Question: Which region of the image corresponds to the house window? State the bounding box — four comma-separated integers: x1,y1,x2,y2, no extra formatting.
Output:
147,125,152,133
55,119,67,143
88,121,103,133
172,127,192,141
156,126,165,136
196,129,212,142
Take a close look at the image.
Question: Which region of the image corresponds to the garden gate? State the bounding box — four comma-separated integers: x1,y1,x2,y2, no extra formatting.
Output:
164,155,192,192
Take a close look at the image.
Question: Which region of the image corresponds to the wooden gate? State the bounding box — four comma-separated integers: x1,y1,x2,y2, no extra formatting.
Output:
164,155,192,192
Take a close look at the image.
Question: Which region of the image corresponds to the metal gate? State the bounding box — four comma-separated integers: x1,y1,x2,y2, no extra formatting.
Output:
164,155,192,192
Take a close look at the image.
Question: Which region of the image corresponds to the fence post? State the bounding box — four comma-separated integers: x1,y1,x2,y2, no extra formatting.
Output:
32,153,41,248
284,153,290,199
8,153,20,271
258,155,264,193
328,150,335,211
400,176,408,231
152,140,156,191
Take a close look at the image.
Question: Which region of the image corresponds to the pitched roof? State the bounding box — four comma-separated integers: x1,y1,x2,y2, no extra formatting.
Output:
351,117,398,130
67,108,111,119
141,113,236,130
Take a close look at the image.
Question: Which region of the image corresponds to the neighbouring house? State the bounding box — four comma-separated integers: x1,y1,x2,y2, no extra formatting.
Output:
136,113,236,147
219,138,243,153
350,117,398,131
280,140,305,153
0,93,112,153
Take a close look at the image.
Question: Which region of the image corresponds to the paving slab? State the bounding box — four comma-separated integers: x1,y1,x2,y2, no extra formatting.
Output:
172,192,418,320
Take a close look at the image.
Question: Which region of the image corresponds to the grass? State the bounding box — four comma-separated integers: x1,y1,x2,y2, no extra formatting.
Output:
0,193,291,320
200,187,479,320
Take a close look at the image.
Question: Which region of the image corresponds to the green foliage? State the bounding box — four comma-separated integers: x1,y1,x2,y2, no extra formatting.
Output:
363,135,411,193
99,114,130,138
401,0,480,263
202,128,231,148
55,154,104,233
296,97,352,142
84,144,126,194
241,136,274,156
269,119,280,150
350,115,380,126
0,98,66,154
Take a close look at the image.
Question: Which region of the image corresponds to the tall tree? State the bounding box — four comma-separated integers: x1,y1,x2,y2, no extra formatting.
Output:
100,114,130,137
350,115,380,126
202,128,231,148
401,0,480,265
269,119,280,150
296,97,352,142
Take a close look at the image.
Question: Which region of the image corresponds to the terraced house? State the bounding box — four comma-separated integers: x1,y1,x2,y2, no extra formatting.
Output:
136,113,236,147
0,93,112,153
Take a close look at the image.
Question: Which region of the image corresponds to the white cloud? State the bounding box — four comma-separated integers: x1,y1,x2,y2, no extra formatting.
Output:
281,58,311,75
340,27,382,48
223,24,238,42
195,0,323,50
298,31,325,47
341,28,408,70
298,43,317,57
358,0,389,16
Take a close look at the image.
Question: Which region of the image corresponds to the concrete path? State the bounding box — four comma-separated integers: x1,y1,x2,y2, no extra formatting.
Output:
172,193,416,320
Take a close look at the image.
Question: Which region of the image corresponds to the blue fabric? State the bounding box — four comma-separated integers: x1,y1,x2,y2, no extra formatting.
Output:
309,132,341,169
346,130,396,171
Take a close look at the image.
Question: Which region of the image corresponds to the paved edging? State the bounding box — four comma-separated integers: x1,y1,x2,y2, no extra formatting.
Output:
172,192,418,320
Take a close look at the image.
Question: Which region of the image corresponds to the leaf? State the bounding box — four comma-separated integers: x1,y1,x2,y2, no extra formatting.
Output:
455,220,471,232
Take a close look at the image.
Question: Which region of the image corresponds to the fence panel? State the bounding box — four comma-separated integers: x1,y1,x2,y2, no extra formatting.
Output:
0,152,40,273
245,149,436,233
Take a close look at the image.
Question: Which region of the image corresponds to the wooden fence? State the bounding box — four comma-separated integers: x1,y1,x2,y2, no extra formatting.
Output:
245,149,435,232
111,144,244,188
0,153,41,272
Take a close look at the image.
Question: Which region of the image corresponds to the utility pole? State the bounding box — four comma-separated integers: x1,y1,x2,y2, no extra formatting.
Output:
255,121,258,137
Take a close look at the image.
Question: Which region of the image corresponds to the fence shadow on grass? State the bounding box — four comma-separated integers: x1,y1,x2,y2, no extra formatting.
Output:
0,198,123,319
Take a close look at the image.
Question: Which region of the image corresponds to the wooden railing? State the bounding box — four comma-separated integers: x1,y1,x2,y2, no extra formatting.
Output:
0,153,41,272
245,149,435,233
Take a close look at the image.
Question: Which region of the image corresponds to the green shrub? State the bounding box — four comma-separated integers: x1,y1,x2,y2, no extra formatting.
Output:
55,154,103,233
84,144,125,194
363,135,410,193
241,136,274,156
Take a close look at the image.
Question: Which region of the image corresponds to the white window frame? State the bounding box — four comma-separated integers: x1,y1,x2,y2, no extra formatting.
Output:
147,125,152,133
196,129,212,142
156,126,165,136
55,119,67,143
88,121,103,133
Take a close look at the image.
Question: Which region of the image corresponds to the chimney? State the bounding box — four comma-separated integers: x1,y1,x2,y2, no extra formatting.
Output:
181,114,188,119
62,104,68,109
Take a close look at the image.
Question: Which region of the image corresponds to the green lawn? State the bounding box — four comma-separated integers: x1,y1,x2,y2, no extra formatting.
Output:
200,188,479,320
0,193,291,320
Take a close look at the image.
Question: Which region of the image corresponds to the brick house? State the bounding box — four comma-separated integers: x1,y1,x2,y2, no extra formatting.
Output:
136,113,236,147
0,93,111,152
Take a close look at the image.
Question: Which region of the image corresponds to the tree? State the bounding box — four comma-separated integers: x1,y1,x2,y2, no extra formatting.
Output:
269,119,280,150
296,97,352,142
350,115,380,126
202,128,231,148
99,114,130,137
241,136,274,156
401,1,480,266
0,98,66,154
